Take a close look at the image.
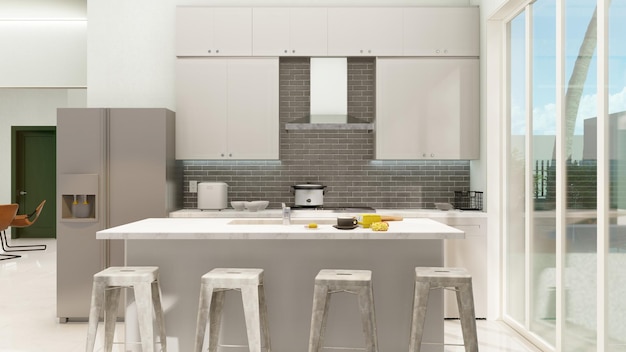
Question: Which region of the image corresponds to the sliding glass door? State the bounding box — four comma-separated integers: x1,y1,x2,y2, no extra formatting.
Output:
504,0,626,350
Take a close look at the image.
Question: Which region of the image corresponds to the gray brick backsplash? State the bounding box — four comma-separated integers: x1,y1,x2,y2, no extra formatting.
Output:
182,57,470,209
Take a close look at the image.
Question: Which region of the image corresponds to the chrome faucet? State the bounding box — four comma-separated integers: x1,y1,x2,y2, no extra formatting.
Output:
282,203,291,225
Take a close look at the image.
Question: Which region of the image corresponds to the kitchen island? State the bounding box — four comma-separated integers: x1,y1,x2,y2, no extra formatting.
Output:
97,218,464,352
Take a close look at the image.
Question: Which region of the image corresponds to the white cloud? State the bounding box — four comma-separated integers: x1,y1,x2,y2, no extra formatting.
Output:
530,86,626,135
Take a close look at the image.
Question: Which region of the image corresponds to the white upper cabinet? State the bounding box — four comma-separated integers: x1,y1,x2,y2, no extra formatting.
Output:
176,58,279,160
403,7,479,56
176,7,252,56
376,58,479,160
253,7,327,56
327,8,403,56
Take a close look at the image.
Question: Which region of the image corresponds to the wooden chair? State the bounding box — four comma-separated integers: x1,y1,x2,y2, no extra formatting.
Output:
0,204,20,261
1,200,47,253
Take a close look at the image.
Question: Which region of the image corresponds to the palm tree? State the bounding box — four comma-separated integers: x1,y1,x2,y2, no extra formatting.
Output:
564,7,598,159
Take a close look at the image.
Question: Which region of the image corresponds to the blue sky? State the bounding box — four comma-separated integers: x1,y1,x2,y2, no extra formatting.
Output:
510,0,626,136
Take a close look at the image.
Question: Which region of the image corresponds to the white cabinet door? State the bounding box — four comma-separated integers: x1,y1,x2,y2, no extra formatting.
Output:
176,59,228,159
328,8,403,56
252,8,290,56
376,58,479,160
403,7,479,57
290,8,327,56
176,58,279,160
227,58,279,159
253,8,327,56
443,223,488,319
176,7,252,56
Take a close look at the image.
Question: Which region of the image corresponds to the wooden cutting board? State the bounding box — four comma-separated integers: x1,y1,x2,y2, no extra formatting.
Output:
380,215,403,221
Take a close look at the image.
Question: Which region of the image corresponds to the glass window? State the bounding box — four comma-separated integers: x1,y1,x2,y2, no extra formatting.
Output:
530,0,557,346
608,1,626,351
564,1,598,349
507,10,527,325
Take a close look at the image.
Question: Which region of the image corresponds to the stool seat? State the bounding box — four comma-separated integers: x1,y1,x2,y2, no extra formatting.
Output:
314,269,372,288
414,267,472,282
410,267,478,352
195,268,270,352
94,266,159,285
86,266,167,352
201,267,264,287
309,269,378,352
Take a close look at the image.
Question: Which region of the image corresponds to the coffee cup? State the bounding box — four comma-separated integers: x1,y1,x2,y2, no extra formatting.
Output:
336,216,358,228
358,214,382,228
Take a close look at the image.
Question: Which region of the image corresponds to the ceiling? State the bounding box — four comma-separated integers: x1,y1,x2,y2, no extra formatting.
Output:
0,0,86,19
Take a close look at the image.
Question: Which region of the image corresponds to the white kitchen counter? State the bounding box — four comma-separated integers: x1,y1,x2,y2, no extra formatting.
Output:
169,208,487,219
100,217,461,352
97,217,464,240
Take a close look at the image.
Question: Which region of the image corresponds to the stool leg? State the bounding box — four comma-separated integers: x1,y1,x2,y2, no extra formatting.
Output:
456,282,478,352
104,287,122,352
195,284,224,352
308,284,330,352
86,281,106,352
242,285,263,352
409,281,431,352
357,285,378,352
195,283,211,352
151,280,167,352
258,285,271,352
208,289,225,352
134,282,155,352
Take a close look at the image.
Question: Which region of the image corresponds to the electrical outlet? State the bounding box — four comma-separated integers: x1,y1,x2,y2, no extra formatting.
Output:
189,180,198,193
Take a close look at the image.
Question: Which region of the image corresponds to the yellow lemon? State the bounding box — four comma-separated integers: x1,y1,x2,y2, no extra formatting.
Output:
371,222,389,231
308,223,318,229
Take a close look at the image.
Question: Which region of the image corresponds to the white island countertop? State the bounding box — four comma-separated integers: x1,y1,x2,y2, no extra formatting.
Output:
96,217,464,240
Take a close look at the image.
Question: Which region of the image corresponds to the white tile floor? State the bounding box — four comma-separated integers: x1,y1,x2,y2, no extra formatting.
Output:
0,238,543,352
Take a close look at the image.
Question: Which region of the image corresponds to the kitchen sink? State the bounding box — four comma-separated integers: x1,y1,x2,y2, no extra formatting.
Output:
228,219,336,225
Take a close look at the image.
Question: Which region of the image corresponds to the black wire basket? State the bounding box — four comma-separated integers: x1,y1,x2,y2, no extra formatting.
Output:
453,191,483,211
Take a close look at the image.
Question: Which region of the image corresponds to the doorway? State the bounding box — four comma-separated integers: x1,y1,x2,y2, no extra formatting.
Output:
11,127,56,238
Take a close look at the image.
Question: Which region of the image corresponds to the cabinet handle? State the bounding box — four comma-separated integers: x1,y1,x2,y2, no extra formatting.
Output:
435,49,440,54
216,49,219,54
208,49,212,53
221,153,225,157
444,49,448,54
431,153,435,157
368,49,372,54
292,49,295,53
229,153,232,157
360,49,363,53
284,49,288,53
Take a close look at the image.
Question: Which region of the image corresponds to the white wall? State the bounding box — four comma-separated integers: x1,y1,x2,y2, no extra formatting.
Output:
0,89,86,204
0,21,87,88
0,1,87,204
0,0,87,88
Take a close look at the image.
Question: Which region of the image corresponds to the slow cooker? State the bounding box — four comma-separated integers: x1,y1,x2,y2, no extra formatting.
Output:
292,184,327,207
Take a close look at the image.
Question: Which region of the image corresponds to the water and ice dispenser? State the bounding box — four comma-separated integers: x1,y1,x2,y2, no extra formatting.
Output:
59,174,97,220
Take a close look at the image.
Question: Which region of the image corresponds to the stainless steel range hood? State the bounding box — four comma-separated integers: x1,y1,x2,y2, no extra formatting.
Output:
285,58,374,131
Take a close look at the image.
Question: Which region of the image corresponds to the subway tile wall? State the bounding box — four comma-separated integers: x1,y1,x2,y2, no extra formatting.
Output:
182,57,470,209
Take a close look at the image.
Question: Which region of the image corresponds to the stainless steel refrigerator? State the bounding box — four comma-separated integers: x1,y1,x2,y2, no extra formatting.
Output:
56,108,181,321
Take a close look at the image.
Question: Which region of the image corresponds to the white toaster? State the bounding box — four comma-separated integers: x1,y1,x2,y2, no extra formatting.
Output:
197,182,228,210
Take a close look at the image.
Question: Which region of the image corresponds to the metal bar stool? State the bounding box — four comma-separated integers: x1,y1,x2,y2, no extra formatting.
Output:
86,266,167,352
194,268,270,352
308,269,378,352
409,267,478,352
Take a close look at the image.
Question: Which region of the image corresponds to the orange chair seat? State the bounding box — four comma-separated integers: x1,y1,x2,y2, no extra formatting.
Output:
10,215,31,227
